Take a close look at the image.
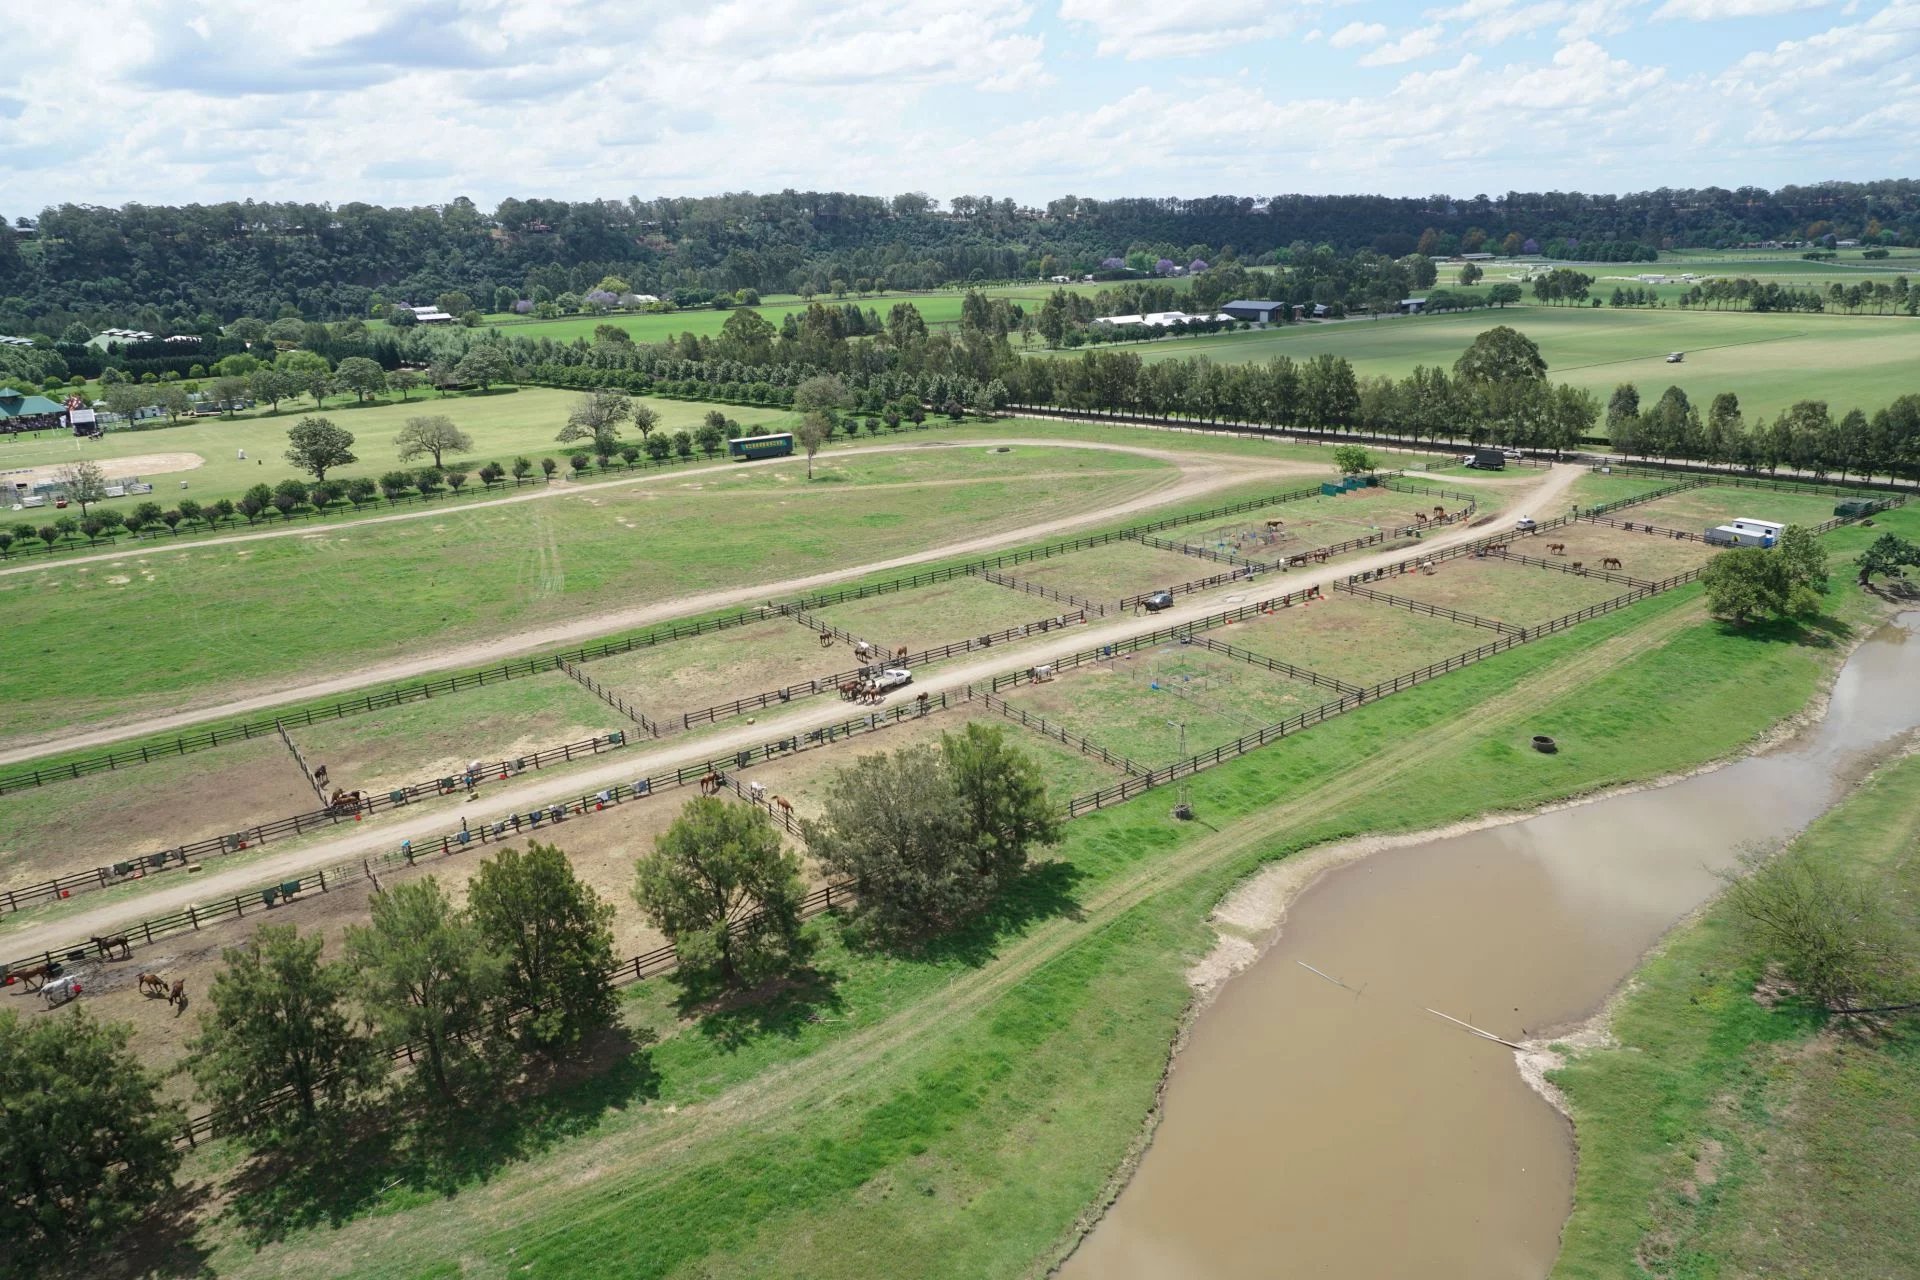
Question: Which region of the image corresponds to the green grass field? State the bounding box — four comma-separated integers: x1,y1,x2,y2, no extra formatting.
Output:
1550,741,1920,1280
167,505,1916,1280
0,387,795,506
1036,305,1920,423
0,444,1173,741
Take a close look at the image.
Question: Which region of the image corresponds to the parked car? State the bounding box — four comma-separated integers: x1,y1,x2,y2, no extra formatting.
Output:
1142,590,1176,612
1515,515,1537,532
869,667,913,691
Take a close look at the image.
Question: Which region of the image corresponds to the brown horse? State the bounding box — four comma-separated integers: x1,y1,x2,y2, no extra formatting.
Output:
7,961,57,991
1571,561,1585,573
894,645,910,660
774,796,794,815
1601,557,1623,570
817,628,834,648
168,979,187,1012
698,771,722,796
92,934,131,961
139,973,168,997
1547,543,1566,556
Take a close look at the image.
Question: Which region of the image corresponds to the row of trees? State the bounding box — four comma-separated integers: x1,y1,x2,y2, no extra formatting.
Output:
1606,384,1920,482
11,181,1920,331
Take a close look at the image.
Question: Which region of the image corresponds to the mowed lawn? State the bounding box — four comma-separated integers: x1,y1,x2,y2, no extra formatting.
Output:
0,448,1176,741
1034,306,1920,423
0,387,797,506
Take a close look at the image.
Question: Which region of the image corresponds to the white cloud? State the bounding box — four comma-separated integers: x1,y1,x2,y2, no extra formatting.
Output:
1358,23,1448,63
1655,0,1832,17
1060,0,1312,57
1329,20,1389,46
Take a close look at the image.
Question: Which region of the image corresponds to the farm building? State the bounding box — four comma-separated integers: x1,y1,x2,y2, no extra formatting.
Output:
0,335,34,347
403,305,455,324
1222,300,1286,324
86,328,156,349
1398,298,1427,314
1705,518,1785,548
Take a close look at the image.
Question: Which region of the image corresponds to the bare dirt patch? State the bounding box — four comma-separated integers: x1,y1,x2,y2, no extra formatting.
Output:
0,739,316,883
2,452,206,487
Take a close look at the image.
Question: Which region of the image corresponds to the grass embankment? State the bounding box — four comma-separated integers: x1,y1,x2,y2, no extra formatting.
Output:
179,508,1913,1278
1550,725,1920,1278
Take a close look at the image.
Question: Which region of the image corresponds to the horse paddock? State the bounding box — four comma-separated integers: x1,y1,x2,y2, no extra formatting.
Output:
1220,595,1493,688
289,671,620,796
0,738,316,886
728,708,1130,826
998,647,1336,769
809,576,1080,654
1358,557,1626,628
1011,543,1226,607
1625,486,1843,532
1508,523,1718,583
568,619,836,727
1186,488,1412,557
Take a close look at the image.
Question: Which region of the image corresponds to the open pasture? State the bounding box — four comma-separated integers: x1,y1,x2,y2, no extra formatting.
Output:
1625,486,1846,532
999,647,1332,767
0,443,1175,743
811,576,1072,655
1366,556,1625,627
0,737,314,885
1043,307,1920,424
1221,595,1490,689
1515,523,1717,582
0,387,795,506
288,671,617,795
1011,542,1219,606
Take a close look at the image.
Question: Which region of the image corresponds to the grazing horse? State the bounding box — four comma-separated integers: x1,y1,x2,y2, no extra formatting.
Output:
92,934,131,961
1265,518,1284,530
1601,557,1623,570
818,628,834,648
1413,512,1428,525
853,640,875,660
168,979,187,1012
774,796,794,815
1547,543,1566,556
698,771,722,796
894,645,909,660
139,973,168,997
8,961,57,991
1571,561,1585,573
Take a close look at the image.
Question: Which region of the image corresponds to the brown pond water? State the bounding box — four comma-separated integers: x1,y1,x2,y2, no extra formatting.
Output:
1061,612,1920,1280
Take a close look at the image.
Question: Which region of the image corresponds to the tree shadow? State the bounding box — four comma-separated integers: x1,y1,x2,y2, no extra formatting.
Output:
87,1179,216,1280
846,858,1087,971
679,961,848,1053
221,1025,658,1246
1713,612,1855,648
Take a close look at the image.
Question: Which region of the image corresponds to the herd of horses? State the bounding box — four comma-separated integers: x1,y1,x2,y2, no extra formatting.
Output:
7,933,188,1013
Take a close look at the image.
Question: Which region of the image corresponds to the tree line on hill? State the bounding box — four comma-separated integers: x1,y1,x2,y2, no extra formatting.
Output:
5,180,1920,330
1,724,1057,1275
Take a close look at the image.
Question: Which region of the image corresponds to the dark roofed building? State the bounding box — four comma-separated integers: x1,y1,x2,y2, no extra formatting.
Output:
1221,300,1286,324
0,386,66,434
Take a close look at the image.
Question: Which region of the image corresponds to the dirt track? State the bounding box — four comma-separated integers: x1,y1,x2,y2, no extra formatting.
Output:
1,464,1580,963
0,437,1306,763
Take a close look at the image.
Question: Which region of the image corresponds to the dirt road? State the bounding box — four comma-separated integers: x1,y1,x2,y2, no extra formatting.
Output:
0,436,1306,763
2,464,1580,961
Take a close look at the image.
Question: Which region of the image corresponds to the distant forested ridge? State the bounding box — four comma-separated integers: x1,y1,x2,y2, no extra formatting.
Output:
3,181,1918,331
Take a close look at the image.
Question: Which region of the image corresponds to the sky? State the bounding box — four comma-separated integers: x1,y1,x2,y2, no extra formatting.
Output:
1,0,1916,214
